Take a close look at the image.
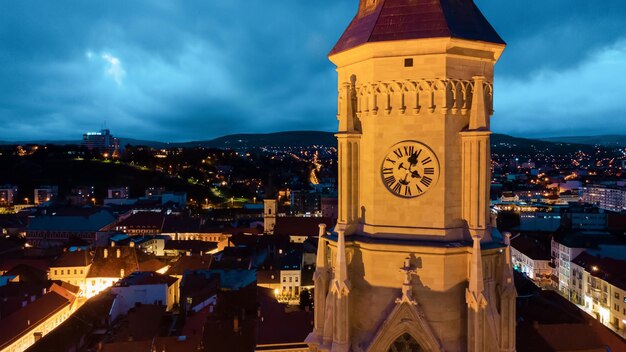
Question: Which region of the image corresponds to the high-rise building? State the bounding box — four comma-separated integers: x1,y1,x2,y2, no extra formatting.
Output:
107,187,129,199
582,184,626,213
306,1,515,351
0,185,18,206
82,129,120,153
34,185,58,205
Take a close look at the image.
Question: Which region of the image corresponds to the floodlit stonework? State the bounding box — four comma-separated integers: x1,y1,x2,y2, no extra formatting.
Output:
306,0,516,351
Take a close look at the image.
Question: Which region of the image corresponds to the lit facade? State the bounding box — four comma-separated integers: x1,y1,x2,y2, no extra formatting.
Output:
0,186,17,207
34,185,58,205
582,185,626,213
82,128,120,153
570,253,626,332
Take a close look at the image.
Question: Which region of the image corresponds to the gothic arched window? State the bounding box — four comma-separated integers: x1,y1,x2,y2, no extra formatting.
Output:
387,333,423,352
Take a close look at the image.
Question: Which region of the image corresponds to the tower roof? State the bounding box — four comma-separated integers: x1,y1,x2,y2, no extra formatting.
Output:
330,0,505,56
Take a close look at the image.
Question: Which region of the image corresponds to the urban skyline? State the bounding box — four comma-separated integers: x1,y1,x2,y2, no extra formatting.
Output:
1,0,626,142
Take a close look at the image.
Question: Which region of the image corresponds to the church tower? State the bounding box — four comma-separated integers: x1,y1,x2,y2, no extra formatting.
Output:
306,0,515,351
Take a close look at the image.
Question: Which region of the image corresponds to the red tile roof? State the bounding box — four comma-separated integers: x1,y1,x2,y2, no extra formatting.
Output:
168,254,213,276
51,250,93,268
115,212,165,229
256,287,313,345
273,217,335,237
115,271,177,287
86,246,165,278
0,291,72,350
330,0,505,55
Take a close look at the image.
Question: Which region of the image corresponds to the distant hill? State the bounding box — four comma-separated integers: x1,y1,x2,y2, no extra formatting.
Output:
0,138,171,149
174,131,337,148
2,131,619,151
538,135,626,147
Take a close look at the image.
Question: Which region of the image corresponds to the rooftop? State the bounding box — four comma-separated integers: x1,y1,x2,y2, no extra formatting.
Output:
115,271,177,287
51,249,93,268
0,290,73,350
330,0,505,56
572,252,626,291
511,234,551,261
273,217,335,237
27,209,116,232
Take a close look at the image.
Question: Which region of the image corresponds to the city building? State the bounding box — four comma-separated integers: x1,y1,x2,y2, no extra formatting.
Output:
320,195,338,219
107,186,129,199
26,208,117,247
82,129,119,153
510,234,552,287
0,283,78,352
112,211,165,236
33,186,58,205
0,186,18,207
264,199,277,234
49,249,93,297
570,252,626,331
582,184,626,213
519,211,562,232
67,186,95,206
290,190,321,215
110,271,179,312
278,250,302,305
306,0,515,351
84,245,167,298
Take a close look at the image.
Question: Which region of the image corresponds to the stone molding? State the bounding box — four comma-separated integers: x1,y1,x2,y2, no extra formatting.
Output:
342,79,493,118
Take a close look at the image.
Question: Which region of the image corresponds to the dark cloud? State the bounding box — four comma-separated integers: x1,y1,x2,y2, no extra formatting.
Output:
0,0,624,141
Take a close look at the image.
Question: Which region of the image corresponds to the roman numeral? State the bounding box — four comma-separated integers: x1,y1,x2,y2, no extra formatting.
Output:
424,167,434,175
403,145,415,156
392,182,402,194
420,176,432,187
393,148,403,158
385,157,396,165
382,167,393,175
415,184,423,193
384,175,396,187
421,157,432,165
404,186,412,196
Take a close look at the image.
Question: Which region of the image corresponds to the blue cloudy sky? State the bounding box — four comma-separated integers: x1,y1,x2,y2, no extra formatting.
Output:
1,1,625,142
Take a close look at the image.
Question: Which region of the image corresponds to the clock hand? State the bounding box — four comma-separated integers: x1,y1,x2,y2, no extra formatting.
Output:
399,173,410,185
398,162,408,171
411,170,422,179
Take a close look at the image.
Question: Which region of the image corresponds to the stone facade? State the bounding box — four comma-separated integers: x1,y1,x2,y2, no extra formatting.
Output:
306,1,516,351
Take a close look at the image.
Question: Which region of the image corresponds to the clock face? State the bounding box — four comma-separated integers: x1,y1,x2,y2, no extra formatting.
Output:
380,141,440,198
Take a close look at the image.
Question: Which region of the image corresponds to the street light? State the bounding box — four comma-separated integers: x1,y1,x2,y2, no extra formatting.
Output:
24,198,29,205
